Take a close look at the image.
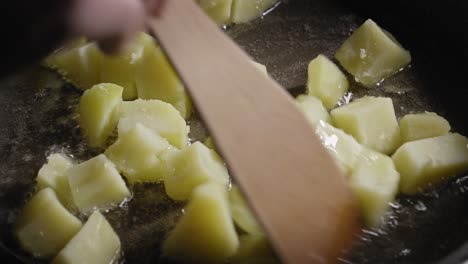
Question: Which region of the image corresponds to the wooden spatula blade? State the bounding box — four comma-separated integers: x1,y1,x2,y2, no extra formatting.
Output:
149,1,359,263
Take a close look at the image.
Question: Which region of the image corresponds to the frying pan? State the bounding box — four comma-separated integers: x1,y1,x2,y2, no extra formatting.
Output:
0,0,467,263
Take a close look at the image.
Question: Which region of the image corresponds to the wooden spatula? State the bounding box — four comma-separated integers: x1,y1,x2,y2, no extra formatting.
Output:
148,1,358,263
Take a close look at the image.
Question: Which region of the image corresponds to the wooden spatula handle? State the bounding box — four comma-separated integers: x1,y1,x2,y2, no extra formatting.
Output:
149,1,359,263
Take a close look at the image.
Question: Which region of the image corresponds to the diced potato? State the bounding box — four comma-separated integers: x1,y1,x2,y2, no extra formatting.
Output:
349,149,400,226
252,61,268,76
44,43,102,90
15,188,82,258
335,19,411,88
52,211,121,264
231,0,279,23
100,54,136,100
164,142,229,200
204,137,216,149
229,185,264,235
315,121,364,175
67,154,131,212
163,183,239,263
78,83,123,148
100,32,157,100
307,54,349,109
197,0,233,25
399,112,451,143
392,133,468,194
231,234,278,264
295,94,332,126
331,96,401,154
99,39,145,100
36,153,75,210
105,123,175,183
118,99,189,149
134,35,192,118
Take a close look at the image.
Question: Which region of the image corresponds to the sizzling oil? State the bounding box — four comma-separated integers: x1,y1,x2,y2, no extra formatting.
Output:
0,0,467,263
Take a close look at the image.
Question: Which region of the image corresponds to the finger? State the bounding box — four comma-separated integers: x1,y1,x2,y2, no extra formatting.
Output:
143,0,166,15
68,0,145,41
101,0,165,54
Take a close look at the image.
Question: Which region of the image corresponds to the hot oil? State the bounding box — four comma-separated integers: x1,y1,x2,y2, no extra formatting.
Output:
283,64,466,263
0,67,188,264
1,0,467,263
227,1,468,263
0,68,85,264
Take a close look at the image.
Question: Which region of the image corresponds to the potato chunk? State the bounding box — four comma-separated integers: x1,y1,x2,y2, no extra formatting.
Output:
15,188,82,258
231,0,279,23
105,123,175,183
100,53,137,100
335,19,411,88
349,149,400,226
331,96,401,154
44,43,102,90
36,153,75,210
134,35,192,118
197,0,233,25
118,99,189,149
163,183,239,263
231,234,278,264
99,35,148,100
78,83,123,148
315,121,364,175
295,94,332,126
52,211,121,264
392,133,468,194
307,54,349,109
67,154,131,212
164,142,229,200
252,61,268,76
399,112,451,143
229,185,264,235
204,137,216,149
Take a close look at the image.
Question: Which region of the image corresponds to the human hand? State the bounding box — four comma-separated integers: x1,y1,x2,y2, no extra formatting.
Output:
2,0,164,77
69,0,165,53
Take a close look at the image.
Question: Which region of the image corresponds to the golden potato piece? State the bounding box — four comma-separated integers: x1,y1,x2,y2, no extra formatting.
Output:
229,185,264,235
118,99,189,149
15,188,82,258
197,0,233,25
163,183,239,263
335,19,411,87
105,123,175,183
204,137,216,149
295,94,332,126
67,154,131,213
134,34,192,119
231,0,279,23
164,142,229,200
52,211,121,264
307,54,349,109
252,61,268,76
231,234,279,264
36,153,75,210
315,121,364,175
78,83,123,148
392,133,468,194
349,149,399,226
44,43,102,90
331,96,401,154
399,112,451,143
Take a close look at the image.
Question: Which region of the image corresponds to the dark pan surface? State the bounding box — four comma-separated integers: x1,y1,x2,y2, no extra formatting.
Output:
0,0,467,263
